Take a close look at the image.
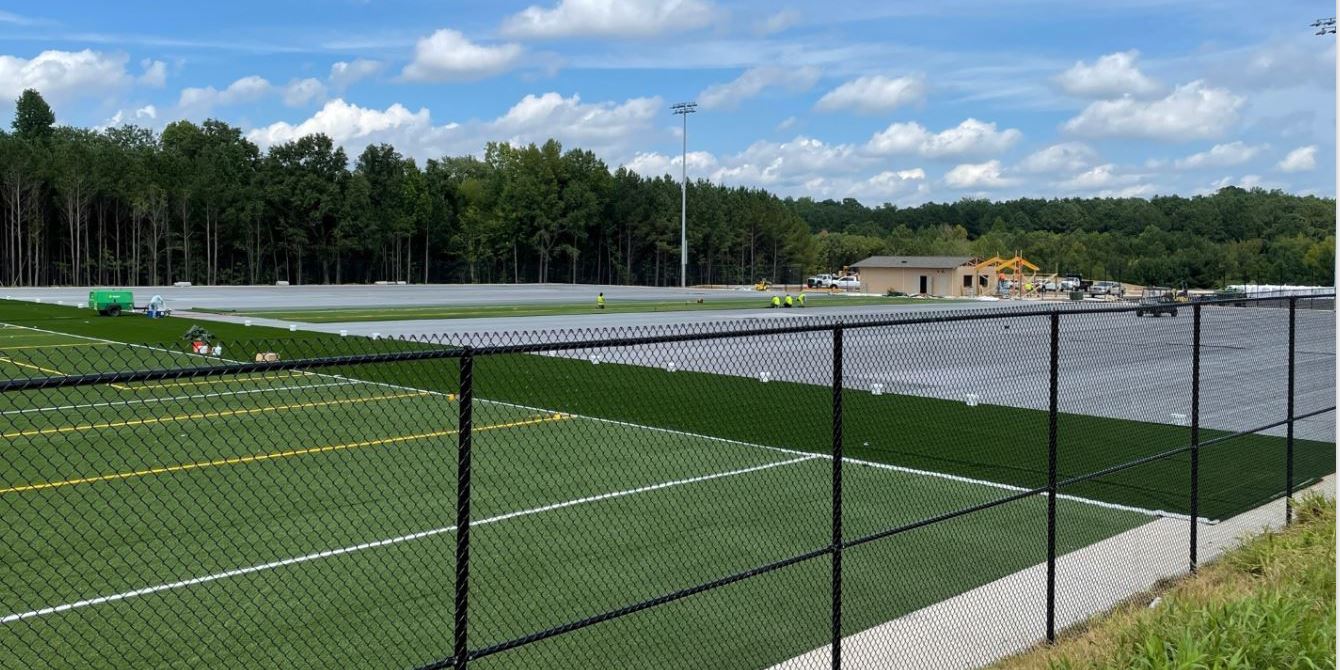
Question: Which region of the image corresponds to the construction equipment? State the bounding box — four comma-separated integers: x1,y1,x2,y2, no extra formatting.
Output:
754,279,772,291
89,290,134,316
979,254,1040,299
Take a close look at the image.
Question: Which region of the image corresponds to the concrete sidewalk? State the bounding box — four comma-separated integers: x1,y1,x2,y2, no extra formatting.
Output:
773,474,1336,670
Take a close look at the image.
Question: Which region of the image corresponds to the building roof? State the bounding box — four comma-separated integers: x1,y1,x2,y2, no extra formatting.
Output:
849,255,974,270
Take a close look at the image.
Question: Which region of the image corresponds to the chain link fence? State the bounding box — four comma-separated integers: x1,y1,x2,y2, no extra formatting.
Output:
0,293,1333,669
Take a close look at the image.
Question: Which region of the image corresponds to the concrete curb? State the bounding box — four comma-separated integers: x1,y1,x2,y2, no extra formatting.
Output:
772,474,1336,670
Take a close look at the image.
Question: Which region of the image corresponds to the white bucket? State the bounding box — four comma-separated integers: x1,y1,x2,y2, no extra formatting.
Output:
871,383,884,396
339,329,348,337
759,371,771,383
211,345,223,357
288,324,297,332
665,361,677,372
244,320,252,327
965,393,980,407
589,354,602,365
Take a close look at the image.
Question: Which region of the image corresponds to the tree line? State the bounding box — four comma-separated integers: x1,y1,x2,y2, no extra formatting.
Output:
1,89,1333,289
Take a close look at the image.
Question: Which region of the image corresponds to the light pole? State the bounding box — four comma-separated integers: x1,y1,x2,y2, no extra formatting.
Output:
1313,17,1336,34
671,101,697,288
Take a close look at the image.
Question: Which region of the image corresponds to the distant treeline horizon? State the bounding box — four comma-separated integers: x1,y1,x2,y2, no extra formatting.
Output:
2,89,1334,289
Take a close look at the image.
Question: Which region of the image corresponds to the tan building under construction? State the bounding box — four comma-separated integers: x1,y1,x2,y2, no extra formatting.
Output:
849,256,998,297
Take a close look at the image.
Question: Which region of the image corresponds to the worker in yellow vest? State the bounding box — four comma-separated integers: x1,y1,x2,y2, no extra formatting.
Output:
784,294,794,308
596,292,606,309
771,295,781,308
798,292,806,307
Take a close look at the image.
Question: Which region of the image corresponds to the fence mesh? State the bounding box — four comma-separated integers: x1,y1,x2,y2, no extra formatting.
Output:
0,293,1333,669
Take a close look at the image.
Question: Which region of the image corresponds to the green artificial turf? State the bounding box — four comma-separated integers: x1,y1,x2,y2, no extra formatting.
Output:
195,294,940,323
0,298,1332,669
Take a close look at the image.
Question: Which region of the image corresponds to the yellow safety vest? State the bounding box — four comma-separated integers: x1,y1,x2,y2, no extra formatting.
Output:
771,296,780,307
596,295,605,306
785,296,793,306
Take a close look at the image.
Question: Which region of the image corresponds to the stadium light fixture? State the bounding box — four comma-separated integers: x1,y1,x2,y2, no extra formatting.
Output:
671,101,698,288
1312,17,1336,35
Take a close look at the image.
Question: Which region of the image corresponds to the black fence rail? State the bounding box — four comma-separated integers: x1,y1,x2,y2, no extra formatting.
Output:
0,292,1334,669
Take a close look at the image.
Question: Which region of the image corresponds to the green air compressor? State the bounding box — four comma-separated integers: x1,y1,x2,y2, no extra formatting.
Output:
89,290,134,316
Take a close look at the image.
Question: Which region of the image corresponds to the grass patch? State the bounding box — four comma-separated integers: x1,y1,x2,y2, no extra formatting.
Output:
994,493,1336,670
194,294,943,322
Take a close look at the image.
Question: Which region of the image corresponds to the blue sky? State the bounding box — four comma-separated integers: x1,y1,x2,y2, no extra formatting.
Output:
0,0,1334,204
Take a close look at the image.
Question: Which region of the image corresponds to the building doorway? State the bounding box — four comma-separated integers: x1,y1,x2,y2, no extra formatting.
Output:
919,275,929,294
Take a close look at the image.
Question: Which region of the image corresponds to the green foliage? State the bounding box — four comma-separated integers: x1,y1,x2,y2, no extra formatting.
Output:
1012,496,1336,670
0,91,1334,288
11,89,54,139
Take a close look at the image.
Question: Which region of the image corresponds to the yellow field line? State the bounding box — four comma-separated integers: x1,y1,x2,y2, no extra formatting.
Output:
3,391,429,439
0,342,110,350
125,373,307,391
0,413,568,495
0,356,132,391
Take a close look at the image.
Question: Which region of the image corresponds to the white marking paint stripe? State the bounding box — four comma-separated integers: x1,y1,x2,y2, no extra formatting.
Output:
0,323,451,401
1,454,816,624
2,322,1203,522
483,398,1199,521
0,381,357,416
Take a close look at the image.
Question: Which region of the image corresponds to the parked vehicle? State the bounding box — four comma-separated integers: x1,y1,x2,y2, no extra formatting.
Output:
832,276,862,290
806,274,836,288
1060,276,1081,291
1088,281,1124,297
1136,288,1179,317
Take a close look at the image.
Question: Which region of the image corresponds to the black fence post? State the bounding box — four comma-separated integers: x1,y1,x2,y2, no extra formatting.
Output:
1190,303,1201,573
830,324,844,669
1046,312,1059,644
454,349,474,670
1285,297,1296,525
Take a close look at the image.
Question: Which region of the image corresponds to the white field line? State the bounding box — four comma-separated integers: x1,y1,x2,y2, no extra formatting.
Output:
0,454,817,625
0,381,357,417
2,322,1201,522
0,323,451,402
483,397,1201,522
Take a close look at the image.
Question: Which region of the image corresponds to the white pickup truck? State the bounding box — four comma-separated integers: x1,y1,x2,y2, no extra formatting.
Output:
806,273,836,288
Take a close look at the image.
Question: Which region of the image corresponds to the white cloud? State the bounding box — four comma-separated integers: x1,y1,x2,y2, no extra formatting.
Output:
248,99,450,156
491,92,661,151
944,160,1013,189
400,29,524,82
844,169,927,200
1276,145,1317,173
699,65,819,110
814,74,925,114
0,49,137,102
866,118,1021,158
624,150,719,177
96,104,159,130
501,0,718,39
755,9,800,35
283,78,326,107
1063,80,1243,141
776,116,797,131
1017,142,1097,173
1208,174,1267,190
138,59,167,87
1058,164,1122,190
248,92,661,161
329,59,383,90
178,75,271,113
1055,50,1159,98
620,136,925,202
1173,141,1263,170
